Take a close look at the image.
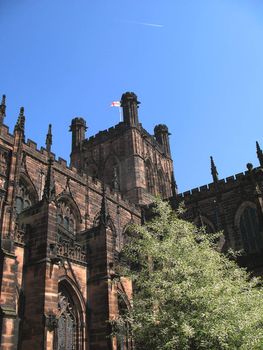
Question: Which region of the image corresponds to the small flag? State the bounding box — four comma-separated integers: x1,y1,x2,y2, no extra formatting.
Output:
110,101,121,107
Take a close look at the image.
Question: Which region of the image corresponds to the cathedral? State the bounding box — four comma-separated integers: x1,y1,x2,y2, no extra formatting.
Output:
0,91,262,350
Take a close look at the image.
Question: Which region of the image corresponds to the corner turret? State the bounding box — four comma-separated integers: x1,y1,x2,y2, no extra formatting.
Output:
70,117,87,150
154,124,171,156
70,117,87,168
120,92,140,126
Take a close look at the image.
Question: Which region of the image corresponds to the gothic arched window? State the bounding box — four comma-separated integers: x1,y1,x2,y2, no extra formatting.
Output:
157,169,166,198
239,206,263,253
57,201,76,234
145,160,155,195
15,179,37,215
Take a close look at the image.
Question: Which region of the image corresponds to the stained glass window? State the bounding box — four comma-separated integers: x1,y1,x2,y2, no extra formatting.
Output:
239,206,263,253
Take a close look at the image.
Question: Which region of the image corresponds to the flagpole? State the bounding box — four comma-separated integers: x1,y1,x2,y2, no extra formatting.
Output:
110,101,122,123
118,106,122,122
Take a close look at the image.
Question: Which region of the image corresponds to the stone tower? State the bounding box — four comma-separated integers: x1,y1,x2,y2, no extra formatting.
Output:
70,92,175,205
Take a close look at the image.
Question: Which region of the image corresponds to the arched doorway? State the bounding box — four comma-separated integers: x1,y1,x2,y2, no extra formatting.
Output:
117,292,133,350
54,280,85,350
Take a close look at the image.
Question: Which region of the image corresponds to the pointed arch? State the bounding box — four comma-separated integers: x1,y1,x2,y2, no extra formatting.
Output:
58,276,86,313
19,173,39,202
194,215,215,234
55,277,86,350
117,289,132,350
56,193,82,233
15,173,39,215
235,201,263,253
56,193,82,223
234,201,256,228
104,150,120,165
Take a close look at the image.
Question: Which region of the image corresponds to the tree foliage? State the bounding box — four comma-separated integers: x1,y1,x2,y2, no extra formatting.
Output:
115,199,263,349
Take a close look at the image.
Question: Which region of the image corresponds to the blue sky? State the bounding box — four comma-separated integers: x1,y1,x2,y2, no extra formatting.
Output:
1,0,263,192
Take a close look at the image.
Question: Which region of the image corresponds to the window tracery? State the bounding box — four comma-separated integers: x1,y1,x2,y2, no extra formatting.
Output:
145,160,155,195
54,281,84,350
15,180,35,214
56,293,75,350
0,149,9,188
57,202,76,234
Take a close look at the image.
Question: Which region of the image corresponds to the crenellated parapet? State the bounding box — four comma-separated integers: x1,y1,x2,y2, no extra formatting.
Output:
83,121,128,146
176,168,263,201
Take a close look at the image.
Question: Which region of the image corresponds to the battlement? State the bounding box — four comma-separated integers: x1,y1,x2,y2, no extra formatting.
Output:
0,124,15,144
84,121,128,145
83,121,167,157
176,169,258,199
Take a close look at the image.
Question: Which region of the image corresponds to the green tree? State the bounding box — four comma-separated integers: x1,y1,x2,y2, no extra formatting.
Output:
115,199,263,350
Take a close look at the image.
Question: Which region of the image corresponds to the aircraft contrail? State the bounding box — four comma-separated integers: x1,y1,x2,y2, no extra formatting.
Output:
139,22,164,28
122,20,164,28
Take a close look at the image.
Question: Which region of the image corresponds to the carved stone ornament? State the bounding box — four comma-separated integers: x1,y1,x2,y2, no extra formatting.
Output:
56,293,75,349
0,149,9,177
57,201,76,233
0,176,6,190
57,236,86,263
45,313,58,332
